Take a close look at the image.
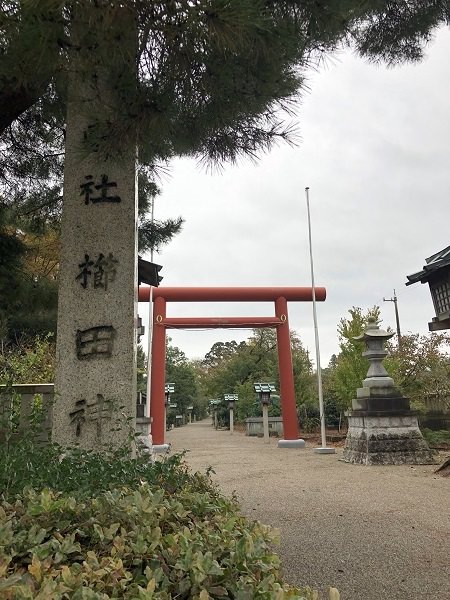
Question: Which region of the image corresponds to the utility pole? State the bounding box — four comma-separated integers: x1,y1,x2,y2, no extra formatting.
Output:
383,289,402,348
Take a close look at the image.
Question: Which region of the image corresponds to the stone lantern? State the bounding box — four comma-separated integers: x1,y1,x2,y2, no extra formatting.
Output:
343,319,434,465
254,383,276,444
224,394,238,434
355,319,399,403
164,383,175,432
209,399,220,429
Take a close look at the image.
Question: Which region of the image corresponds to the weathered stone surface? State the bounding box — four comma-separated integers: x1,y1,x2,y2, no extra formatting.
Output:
53,50,137,450
343,414,435,465
343,319,435,466
352,396,410,412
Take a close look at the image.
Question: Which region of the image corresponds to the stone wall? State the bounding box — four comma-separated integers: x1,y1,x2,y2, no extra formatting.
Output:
245,417,283,437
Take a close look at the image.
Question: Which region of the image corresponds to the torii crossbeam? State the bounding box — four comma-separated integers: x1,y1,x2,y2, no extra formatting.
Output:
138,286,326,449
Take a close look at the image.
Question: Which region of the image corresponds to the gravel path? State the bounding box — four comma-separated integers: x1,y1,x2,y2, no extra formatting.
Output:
166,420,449,600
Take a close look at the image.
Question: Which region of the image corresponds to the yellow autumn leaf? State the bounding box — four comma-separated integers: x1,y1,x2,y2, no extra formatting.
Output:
60,565,73,585
328,587,340,600
28,555,42,583
199,590,210,600
0,556,11,579
146,578,156,592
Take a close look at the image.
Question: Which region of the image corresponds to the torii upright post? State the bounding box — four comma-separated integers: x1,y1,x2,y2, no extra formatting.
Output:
150,296,169,452
275,296,304,447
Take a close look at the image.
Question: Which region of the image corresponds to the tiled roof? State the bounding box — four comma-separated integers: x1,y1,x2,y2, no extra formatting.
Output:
406,246,450,285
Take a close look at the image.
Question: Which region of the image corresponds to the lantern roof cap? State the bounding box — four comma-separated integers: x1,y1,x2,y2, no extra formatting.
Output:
253,382,276,393
353,318,394,341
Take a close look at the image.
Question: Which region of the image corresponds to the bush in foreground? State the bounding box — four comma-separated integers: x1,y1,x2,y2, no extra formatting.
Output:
0,441,336,599
0,439,200,501
0,484,320,599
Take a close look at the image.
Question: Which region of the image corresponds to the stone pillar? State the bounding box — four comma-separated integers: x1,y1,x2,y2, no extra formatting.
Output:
229,406,234,434
262,402,270,444
163,399,168,436
53,18,138,450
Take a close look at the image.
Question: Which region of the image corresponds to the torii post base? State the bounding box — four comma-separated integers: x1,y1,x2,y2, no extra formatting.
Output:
278,439,306,449
314,447,336,454
152,444,171,455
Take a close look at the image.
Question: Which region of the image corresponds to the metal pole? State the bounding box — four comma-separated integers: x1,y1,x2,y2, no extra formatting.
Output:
146,194,156,440
150,195,155,263
393,290,402,346
305,187,335,454
146,285,153,434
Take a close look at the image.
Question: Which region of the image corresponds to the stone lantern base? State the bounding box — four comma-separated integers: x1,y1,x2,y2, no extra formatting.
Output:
343,403,435,465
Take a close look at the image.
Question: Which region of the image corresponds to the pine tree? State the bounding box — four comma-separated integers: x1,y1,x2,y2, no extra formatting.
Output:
1,1,448,341
2,1,448,182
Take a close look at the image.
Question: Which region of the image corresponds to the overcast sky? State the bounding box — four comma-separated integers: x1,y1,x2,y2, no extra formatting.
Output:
139,28,450,368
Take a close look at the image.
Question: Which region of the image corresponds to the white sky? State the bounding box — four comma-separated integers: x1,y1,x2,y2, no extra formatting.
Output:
139,28,450,367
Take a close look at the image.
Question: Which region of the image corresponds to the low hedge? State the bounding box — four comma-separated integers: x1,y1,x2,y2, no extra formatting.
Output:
0,440,337,599
1,484,325,599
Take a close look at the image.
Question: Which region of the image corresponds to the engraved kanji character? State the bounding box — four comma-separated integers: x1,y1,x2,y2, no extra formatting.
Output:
93,253,119,290
76,254,94,288
69,399,87,437
76,326,116,360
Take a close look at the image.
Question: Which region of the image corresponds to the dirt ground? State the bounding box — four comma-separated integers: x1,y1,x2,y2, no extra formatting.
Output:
165,420,450,600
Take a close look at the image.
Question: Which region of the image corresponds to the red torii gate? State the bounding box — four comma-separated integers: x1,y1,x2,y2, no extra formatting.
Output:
138,286,326,448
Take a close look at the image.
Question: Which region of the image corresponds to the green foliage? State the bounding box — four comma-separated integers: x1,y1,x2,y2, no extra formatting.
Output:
0,334,55,385
203,341,246,370
421,428,450,447
0,211,26,340
329,306,381,413
137,344,147,394
2,1,448,201
0,203,59,344
0,440,320,598
0,484,318,599
385,332,450,411
200,330,314,423
165,339,206,422
137,170,184,255
0,439,199,502
325,310,450,433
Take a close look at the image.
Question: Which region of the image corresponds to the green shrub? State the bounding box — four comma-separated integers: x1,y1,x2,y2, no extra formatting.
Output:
0,334,55,385
421,428,450,447
0,440,204,502
0,440,330,598
0,483,319,598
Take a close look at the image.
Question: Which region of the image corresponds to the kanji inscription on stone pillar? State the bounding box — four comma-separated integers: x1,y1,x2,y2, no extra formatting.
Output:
53,77,137,450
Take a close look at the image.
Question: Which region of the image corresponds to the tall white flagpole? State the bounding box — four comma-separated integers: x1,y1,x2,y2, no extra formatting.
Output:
305,187,335,454
146,197,156,440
